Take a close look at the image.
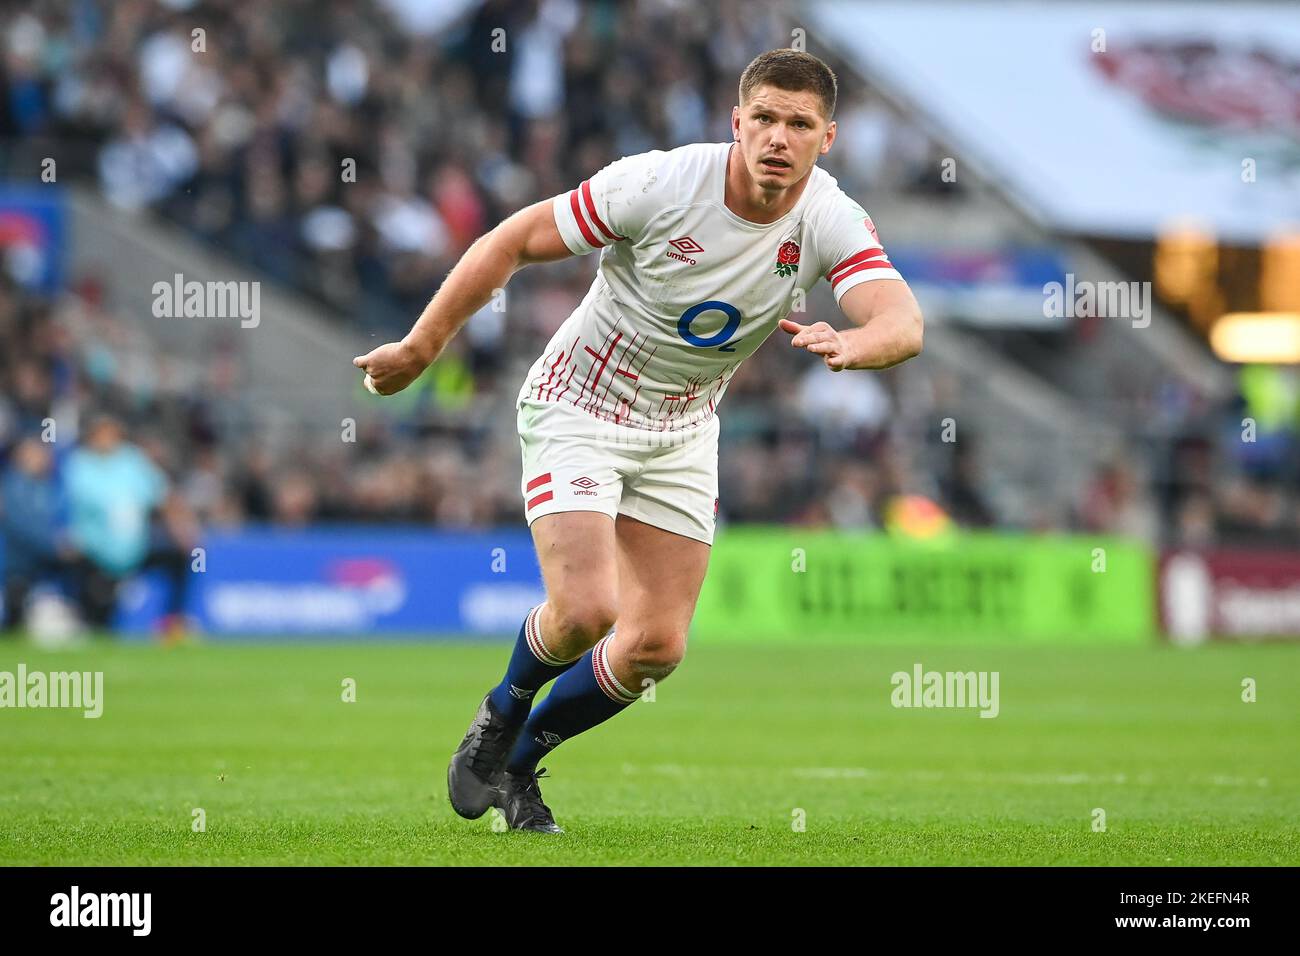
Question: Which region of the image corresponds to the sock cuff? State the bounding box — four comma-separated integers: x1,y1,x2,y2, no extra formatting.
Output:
525,603,576,667
592,633,640,704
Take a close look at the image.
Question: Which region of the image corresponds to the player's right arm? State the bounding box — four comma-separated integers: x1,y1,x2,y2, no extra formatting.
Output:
352,199,575,396
355,151,664,395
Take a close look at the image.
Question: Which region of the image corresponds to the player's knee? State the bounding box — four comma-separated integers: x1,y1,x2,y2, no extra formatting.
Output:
621,628,687,680
549,600,618,649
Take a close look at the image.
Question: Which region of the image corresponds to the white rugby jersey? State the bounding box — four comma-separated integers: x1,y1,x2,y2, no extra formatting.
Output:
517,141,904,431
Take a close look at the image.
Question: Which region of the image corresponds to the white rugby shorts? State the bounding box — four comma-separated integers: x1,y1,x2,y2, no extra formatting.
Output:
517,398,719,545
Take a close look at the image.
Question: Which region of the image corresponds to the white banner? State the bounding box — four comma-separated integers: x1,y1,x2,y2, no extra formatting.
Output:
810,1,1300,242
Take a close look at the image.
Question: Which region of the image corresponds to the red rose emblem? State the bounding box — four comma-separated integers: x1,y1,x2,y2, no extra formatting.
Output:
774,240,800,277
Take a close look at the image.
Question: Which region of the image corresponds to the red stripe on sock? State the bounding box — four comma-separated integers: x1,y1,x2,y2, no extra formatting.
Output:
592,637,631,703
525,606,558,665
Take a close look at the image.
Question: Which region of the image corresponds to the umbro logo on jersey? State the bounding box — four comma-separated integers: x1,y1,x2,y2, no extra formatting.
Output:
667,236,703,265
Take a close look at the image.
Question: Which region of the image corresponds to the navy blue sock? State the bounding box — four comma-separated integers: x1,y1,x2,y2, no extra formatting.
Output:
487,604,578,725
505,634,639,774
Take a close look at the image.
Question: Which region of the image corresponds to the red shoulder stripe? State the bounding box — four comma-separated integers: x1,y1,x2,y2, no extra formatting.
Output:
827,248,889,283
582,180,626,242
568,189,604,249
830,258,896,288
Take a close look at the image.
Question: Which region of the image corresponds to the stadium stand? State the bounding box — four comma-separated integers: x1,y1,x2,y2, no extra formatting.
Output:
0,0,1293,557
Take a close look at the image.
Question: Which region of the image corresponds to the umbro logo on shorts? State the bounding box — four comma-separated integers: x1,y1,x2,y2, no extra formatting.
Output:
571,475,599,497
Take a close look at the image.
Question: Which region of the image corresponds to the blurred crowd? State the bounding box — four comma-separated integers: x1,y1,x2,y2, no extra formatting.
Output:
2,0,955,331
1,0,1298,632
3,272,1295,550
0,269,948,531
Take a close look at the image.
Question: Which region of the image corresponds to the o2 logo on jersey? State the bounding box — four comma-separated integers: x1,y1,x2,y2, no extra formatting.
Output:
678,300,741,352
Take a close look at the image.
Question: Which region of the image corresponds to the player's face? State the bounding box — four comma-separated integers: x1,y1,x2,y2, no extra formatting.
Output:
732,85,835,191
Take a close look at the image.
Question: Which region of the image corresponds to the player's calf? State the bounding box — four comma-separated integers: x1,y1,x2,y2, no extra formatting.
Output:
502,633,640,779
501,623,686,775
486,600,615,723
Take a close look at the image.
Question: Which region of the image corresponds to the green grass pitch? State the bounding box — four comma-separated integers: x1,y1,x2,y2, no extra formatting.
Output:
1,638,1297,865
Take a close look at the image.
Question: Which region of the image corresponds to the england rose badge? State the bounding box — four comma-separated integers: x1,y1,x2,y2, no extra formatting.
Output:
774,240,800,278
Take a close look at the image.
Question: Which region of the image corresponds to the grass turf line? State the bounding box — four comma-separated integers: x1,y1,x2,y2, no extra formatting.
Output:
0,639,1296,865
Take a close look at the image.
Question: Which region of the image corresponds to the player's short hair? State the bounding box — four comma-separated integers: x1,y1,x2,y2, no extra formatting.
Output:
738,49,838,120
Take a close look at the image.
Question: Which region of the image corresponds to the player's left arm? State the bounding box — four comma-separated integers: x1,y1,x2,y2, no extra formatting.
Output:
779,278,923,371
780,193,923,371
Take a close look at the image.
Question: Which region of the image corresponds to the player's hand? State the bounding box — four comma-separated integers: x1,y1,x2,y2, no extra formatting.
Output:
352,340,429,396
779,318,855,372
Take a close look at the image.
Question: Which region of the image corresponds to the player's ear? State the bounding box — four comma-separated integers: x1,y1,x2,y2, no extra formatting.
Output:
820,119,836,155
731,105,741,140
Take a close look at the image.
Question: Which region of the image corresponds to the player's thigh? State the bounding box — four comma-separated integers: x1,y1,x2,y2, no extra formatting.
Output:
613,418,718,644
529,511,620,645
519,399,630,645
612,513,711,667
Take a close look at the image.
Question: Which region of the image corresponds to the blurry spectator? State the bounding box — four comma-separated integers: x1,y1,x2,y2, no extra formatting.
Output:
507,0,579,122
795,362,892,449
940,441,995,528
1173,491,1216,549
1079,459,1159,545
1217,479,1289,546
1,437,72,631
271,471,320,526
824,462,880,530
64,415,195,634
97,101,199,210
